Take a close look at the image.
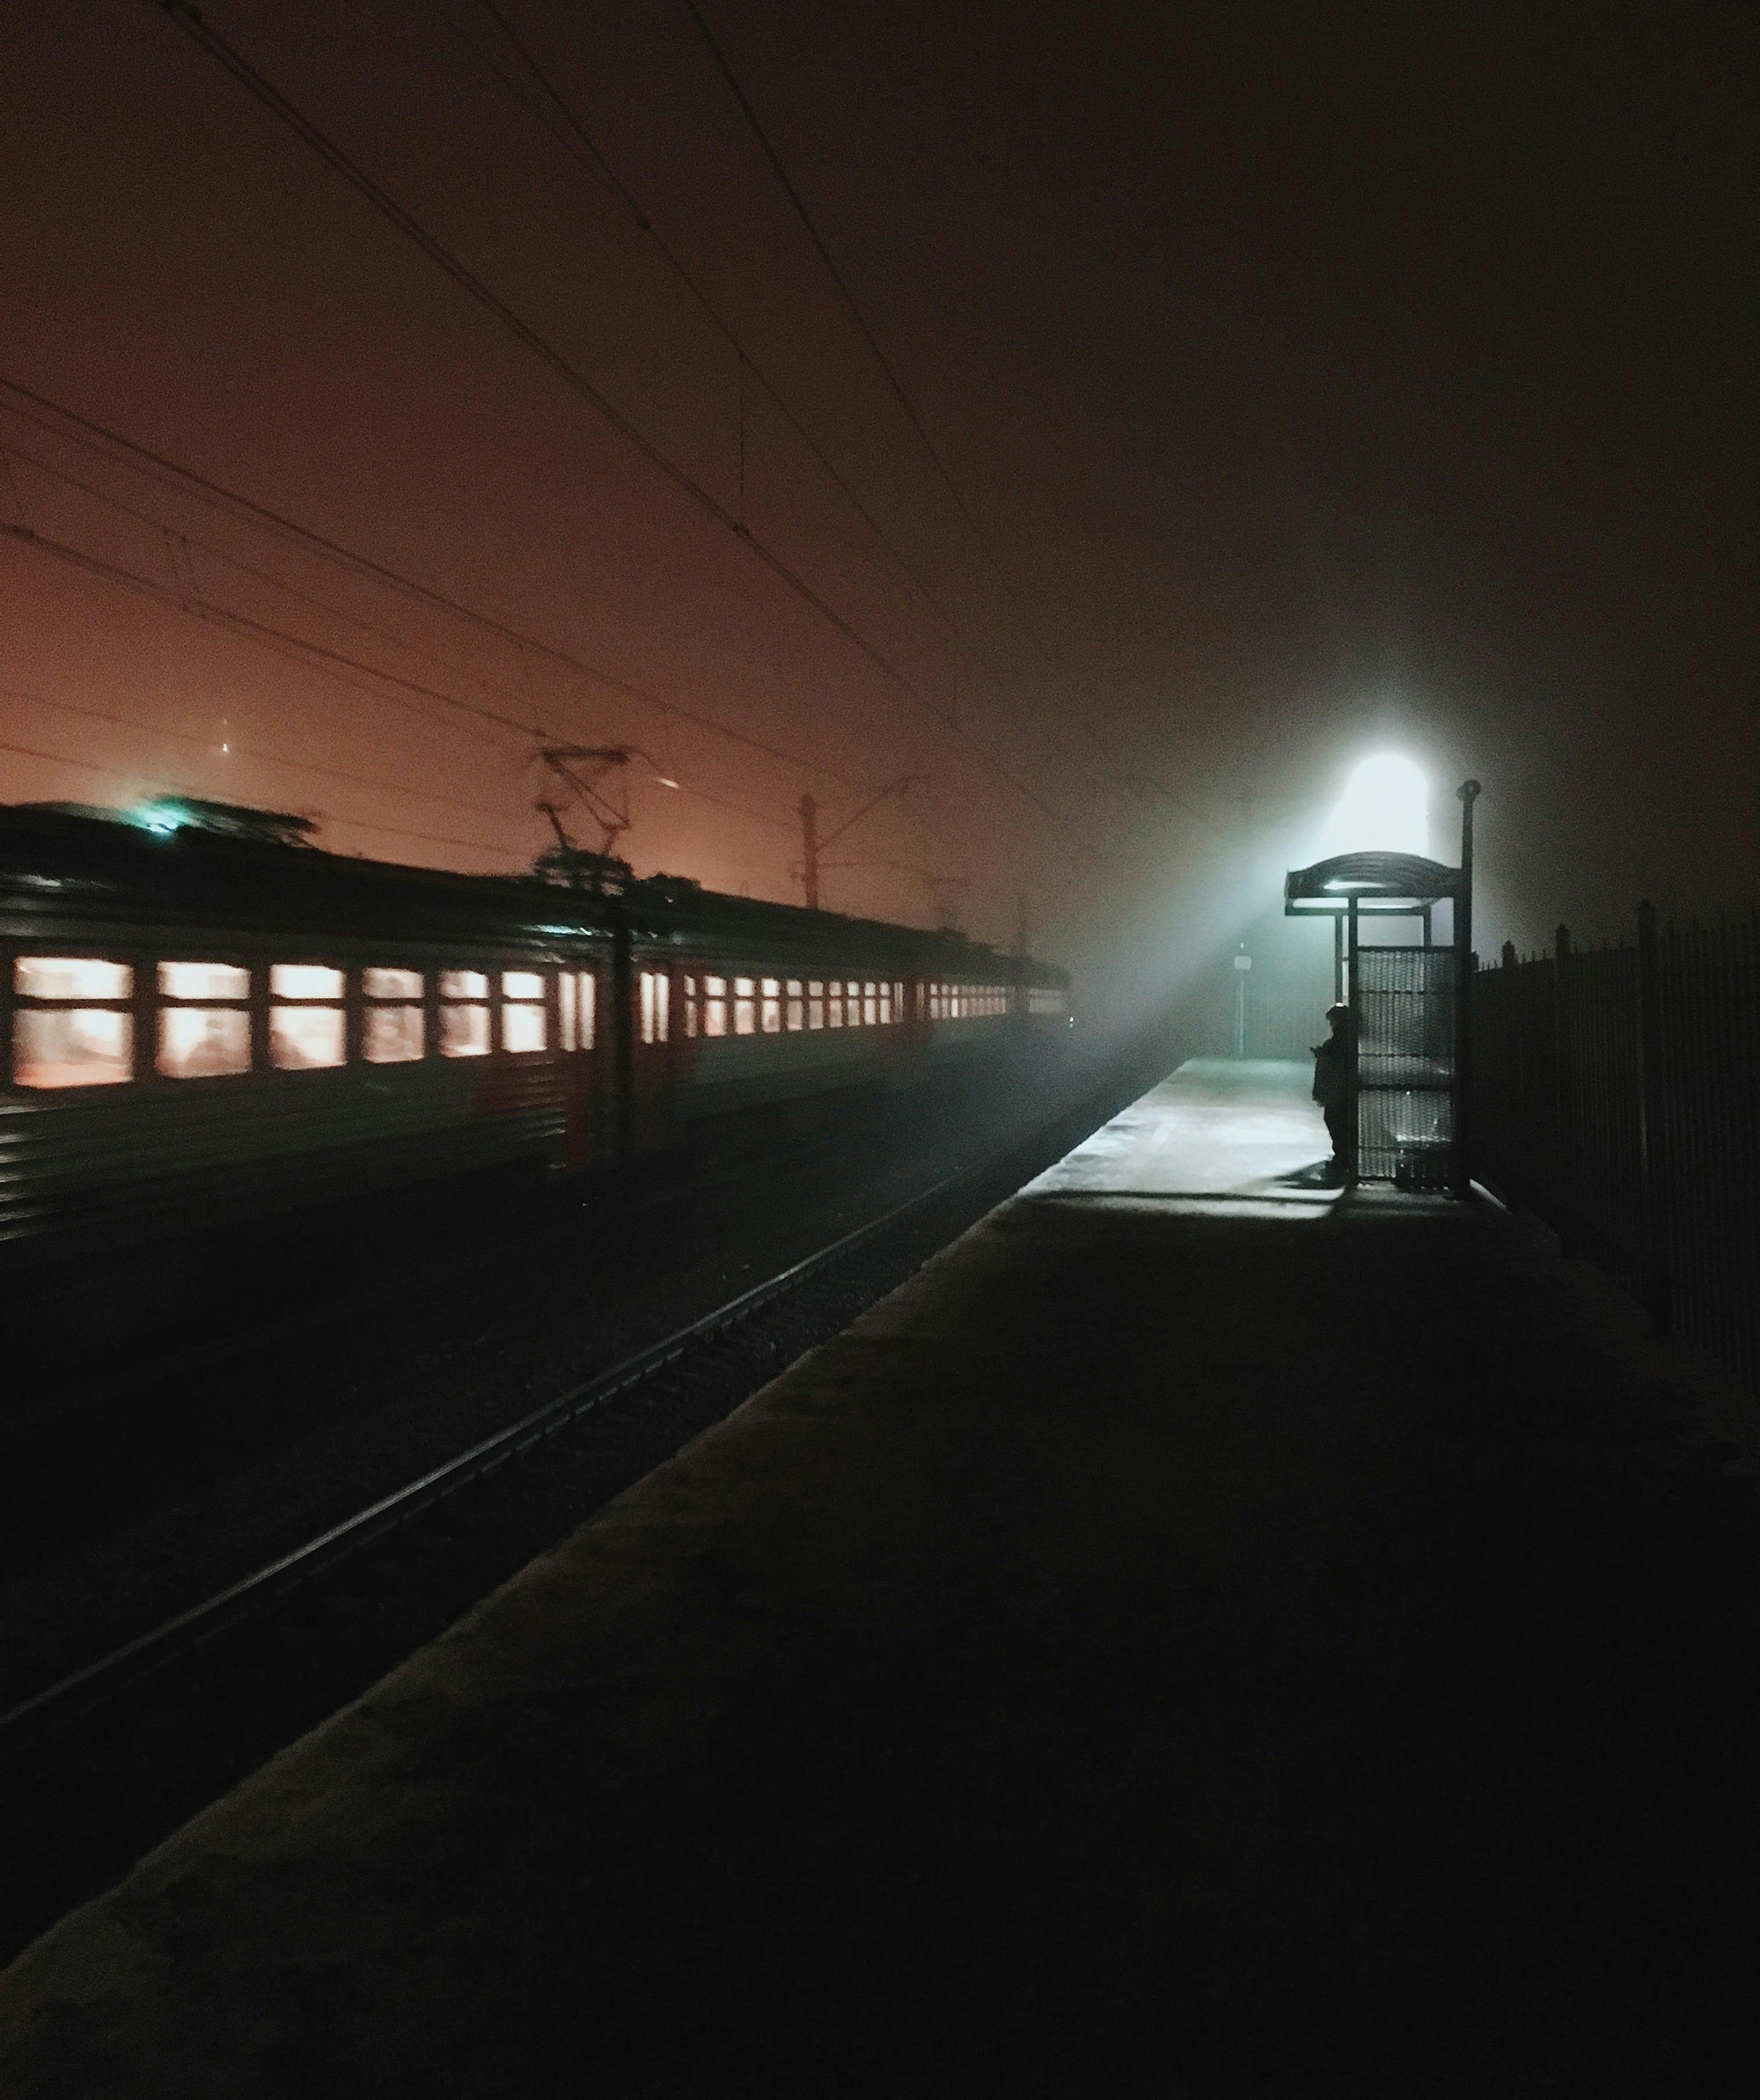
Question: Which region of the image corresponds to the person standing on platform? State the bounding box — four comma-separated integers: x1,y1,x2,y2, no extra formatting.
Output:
1311,1002,1354,1178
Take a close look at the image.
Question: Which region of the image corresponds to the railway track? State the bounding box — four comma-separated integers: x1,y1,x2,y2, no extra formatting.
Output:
0,1045,1167,1964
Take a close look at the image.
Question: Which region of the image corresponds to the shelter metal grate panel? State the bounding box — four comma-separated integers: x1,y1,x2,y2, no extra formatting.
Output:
1356,947,1459,1186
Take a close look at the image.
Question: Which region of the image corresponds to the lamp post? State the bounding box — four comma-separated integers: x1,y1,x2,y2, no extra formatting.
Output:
1454,779,1482,1197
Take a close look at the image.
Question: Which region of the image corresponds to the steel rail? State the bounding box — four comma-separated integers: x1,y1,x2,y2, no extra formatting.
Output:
0,1074,1125,1760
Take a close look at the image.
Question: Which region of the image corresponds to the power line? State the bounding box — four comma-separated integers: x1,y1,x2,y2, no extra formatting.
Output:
0,679,522,826
460,0,960,647
678,0,1015,608
4,438,540,748
0,377,864,787
318,812,526,860
2,514,546,749
0,730,526,861
678,1,1154,816
153,1,1061,824
3,451,919,855
2,510,876,854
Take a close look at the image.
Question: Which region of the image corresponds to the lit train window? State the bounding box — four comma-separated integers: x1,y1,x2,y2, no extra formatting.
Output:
271,965,343,1001
639,971,670,1046
162,1007,252,1077
503,971,547,1053
438,968,489,1058
16,957,130,1001
439,1005,489,1057
554,969,596,1050
827,982,843,1028
734,976,756,1036
12,958,135,1087
577,971,596,1049
271,1010,344,1068
847,980,862,1025
808,980,824,1030
14,1008,133,1088
267,962,345,1070
158,959,252,1079
760,978,781,1033
703,975,727,1038
862,982,876,1026
786,980,803,1031
365,1005,424,1062
680,975,696,1039
160,962,248,1001
364,967,421,1000
878,983,891,1025
363,968,424,1061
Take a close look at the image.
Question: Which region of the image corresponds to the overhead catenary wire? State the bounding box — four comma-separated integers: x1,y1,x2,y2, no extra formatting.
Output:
0,679,523,827
679,0,1024,629
3,439,552,750
462,0,960,646
0,378,866,790
1,513,548,752
0,731,521,860
0,496,929,864
156,1,1061,827
678,1,1187,828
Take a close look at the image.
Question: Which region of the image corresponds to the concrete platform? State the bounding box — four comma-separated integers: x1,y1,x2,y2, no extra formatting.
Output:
4,1059,1760,2096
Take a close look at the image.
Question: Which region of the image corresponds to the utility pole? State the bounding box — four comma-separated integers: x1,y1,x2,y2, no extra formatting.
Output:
796,775,925,911
799,793,820,911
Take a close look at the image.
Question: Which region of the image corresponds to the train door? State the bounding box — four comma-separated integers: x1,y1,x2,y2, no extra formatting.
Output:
557,963,603,1169
629,962,676,1152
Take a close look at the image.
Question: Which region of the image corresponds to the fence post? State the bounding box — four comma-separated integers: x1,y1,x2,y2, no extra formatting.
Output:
1635,899,1672,1334
1552,925,1573,1201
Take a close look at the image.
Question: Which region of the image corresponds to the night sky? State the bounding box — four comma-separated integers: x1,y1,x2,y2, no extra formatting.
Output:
2,1,1753,1020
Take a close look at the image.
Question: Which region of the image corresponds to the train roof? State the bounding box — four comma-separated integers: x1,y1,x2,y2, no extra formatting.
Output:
0,801,1067,986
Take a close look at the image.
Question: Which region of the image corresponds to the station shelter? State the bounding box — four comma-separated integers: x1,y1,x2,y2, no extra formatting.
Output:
1283,782,1480,1193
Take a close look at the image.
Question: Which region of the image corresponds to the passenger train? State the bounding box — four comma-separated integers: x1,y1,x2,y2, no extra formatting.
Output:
0,797,1070,1273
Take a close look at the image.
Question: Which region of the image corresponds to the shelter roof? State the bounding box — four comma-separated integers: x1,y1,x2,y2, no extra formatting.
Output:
1284,851,1462,912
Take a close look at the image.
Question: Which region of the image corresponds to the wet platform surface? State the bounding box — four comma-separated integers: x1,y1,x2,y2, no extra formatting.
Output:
5,1059,1760,2096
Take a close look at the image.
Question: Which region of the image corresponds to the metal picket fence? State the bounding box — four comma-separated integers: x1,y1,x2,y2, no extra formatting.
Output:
1471,907,1760,1394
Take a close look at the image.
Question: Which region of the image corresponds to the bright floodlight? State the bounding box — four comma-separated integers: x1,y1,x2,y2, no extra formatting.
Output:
1321,754,1429,858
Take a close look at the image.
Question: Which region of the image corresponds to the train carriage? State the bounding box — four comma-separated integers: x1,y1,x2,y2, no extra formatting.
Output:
0,799,1069,1272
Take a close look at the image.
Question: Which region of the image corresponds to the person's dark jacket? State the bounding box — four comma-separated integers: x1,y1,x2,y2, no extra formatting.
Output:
1311,1031,1350,1107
